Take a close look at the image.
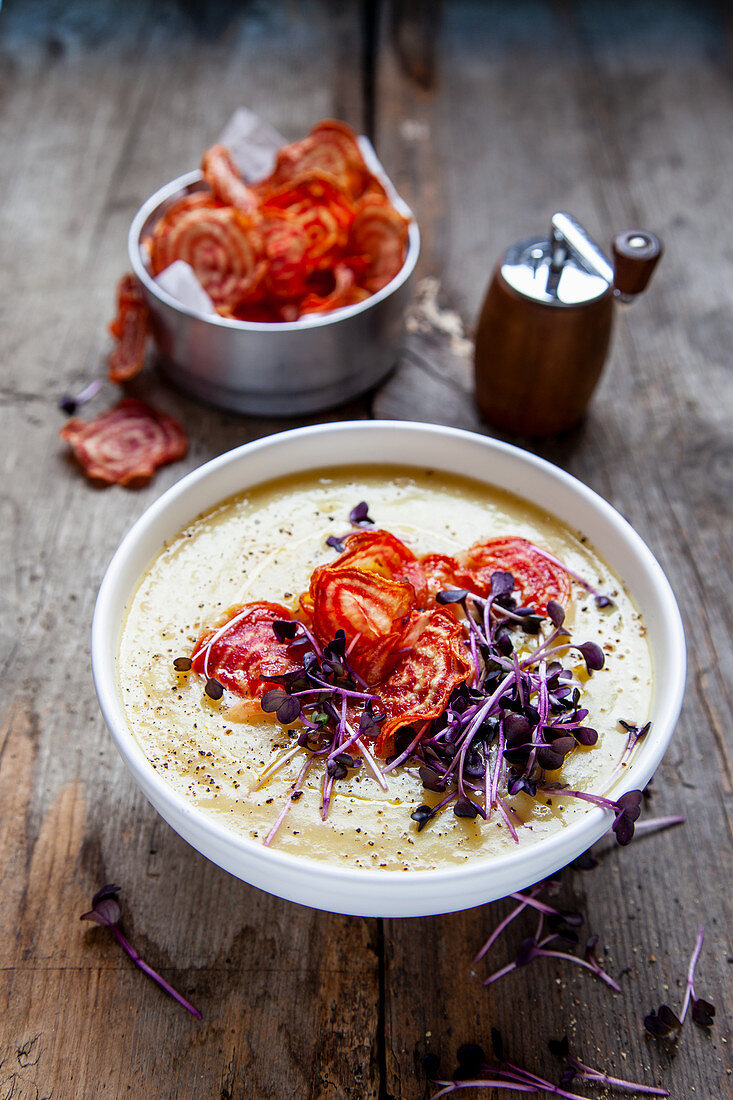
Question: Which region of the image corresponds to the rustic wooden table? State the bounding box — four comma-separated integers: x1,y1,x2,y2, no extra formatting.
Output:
1,1,731,1097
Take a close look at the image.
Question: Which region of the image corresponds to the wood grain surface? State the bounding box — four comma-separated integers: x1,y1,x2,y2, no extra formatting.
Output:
1,1,731,1098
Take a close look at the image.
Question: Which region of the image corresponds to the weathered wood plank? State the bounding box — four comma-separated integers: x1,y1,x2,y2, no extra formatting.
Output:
375,1,733,1097
0,4,378,1099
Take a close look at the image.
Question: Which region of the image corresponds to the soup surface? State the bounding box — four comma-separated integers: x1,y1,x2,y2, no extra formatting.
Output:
118,465,653,871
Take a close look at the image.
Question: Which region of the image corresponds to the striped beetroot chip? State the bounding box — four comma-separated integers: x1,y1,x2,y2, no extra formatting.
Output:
60,398,187,486
263,119,371,200
149,191,224,241
457,536,572,613
201,144,258,214
310,565,417,683
108,273,150,384
299,263,369,315
347,196,409,293
317,527,428,605
376,608,474,753
150,206,263,308
191,601,301,698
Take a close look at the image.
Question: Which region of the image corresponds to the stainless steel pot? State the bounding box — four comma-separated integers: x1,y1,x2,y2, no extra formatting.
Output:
128,171,420,416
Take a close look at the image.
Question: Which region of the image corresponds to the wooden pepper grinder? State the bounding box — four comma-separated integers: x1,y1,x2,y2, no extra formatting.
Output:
474,212,662,436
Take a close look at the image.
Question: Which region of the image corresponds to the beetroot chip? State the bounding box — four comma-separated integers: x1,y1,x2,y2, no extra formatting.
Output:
60,398,188,486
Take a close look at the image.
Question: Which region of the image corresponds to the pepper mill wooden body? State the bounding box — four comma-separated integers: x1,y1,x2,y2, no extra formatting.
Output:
474,213,662,437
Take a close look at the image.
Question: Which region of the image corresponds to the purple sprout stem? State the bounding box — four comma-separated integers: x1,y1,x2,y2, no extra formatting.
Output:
494,797,519,843
328,714,361,759
545,788,618,819
72,377,104,405
321,770,335,820
490,603,534,625
530,543,609,602
463,605,490,650
499,1063,586,1100
489,726,505,809
474,889,543,962
522,642,580,670
295,621,323,658
199,613,319,680
430,1082,537,1098
347,663,370,689
264,755,315,846
508,892,562,918
302,678,380,702
537,946,621,992
484,750,491,816
516,625,567,671
324,713,388,790
468,627,480,688
679,925,705,1024
425,789,460,822
482,958,520,987
110,926,201,1019
572,1065,668,1097
433,1056,667,1100
481,933,558,988
254,743,302,789
633,815,685,836
483,595,493,642
354,736,389,790
483,934,620,992
382,723,428,774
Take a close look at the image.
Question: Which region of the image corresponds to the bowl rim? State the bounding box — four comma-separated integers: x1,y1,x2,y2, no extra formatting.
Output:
92,421,686,912
128,171,421,332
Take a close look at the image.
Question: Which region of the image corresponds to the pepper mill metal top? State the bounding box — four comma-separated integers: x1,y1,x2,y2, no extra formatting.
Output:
473,212,663,437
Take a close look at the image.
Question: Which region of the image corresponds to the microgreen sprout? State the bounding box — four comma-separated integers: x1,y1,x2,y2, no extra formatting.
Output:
349,500,374,526
475,877,620,992
252,625,388,843
424,1030,668,1098
644,926,715,1037
204,676,224,700
548,1035,669,1095
530,543,616,609
80,885,201,1019
474,882,583,963
482,930,621,992
615,719,652,773
538,785,643,845
58,377,104,415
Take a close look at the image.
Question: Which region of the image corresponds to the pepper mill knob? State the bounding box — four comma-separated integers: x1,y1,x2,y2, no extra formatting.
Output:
612,230,663,297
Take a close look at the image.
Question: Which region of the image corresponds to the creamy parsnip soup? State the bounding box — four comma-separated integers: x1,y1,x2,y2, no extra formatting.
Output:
118,466,652,871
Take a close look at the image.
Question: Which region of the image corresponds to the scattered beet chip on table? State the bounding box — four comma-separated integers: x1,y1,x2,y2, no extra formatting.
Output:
60,397,188,486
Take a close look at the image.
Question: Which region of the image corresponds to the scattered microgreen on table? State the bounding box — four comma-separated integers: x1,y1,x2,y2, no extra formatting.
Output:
80,885,201,1019
424,1029,669,1098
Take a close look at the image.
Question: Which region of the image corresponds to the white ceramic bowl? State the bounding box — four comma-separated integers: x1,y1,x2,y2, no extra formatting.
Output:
92,422,685,917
